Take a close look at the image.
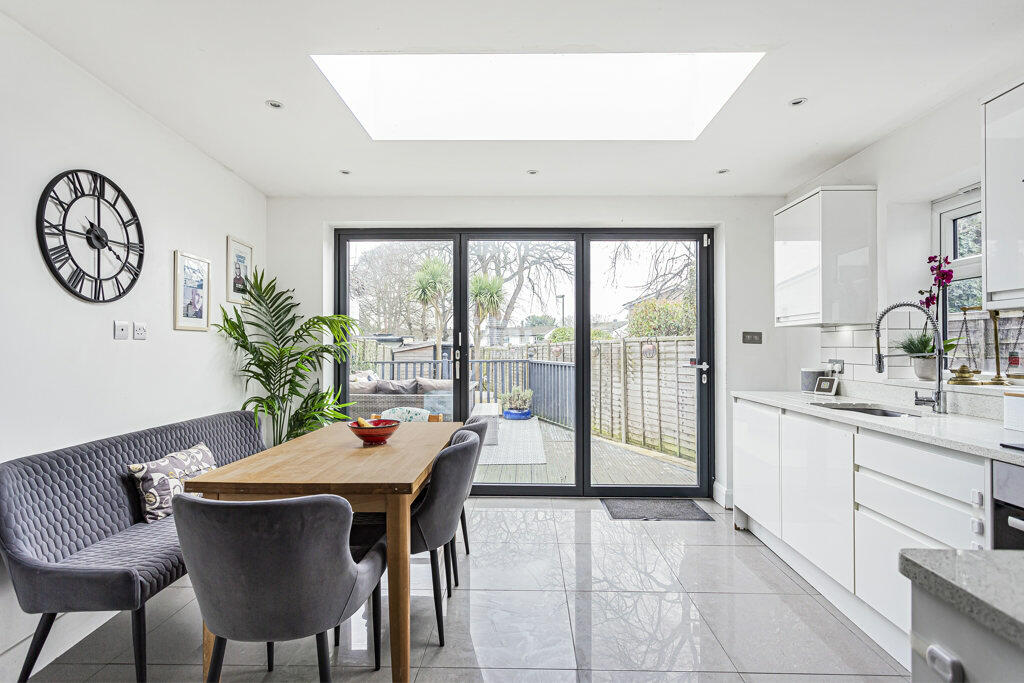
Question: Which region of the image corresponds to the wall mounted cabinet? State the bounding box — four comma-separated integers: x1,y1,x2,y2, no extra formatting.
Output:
983,81,1024,310
774,186,876,326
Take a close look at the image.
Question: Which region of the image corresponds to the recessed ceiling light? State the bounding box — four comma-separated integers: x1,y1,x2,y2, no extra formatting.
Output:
789,97,807,107
526,169,539,175
339,169,351,175
311,52,764,141
716,168,730,174
265,99,284,109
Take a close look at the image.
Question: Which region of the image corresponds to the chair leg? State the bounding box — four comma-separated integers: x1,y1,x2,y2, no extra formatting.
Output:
266,641,274,671
461,506,470,554
315,631,331,682
443,542,452,598
371,581,382,671
334,624,341,647
131,606,146,683
206,636,226,683
17,613,56,683
449,537,460,587
429,548,445,646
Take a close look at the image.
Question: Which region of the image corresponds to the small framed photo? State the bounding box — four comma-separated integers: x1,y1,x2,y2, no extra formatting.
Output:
813,375,839,395
226,235,254,304
174,251,211,331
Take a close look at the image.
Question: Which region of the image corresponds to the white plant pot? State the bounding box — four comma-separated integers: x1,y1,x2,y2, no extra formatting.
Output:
911,355,938,382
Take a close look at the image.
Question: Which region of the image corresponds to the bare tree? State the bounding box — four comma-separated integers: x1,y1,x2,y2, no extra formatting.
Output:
608,241,697,305
470,241,574,327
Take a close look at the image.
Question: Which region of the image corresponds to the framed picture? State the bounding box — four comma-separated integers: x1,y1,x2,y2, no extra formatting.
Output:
813,375,839,395
174,251,211,331
226,235,254,304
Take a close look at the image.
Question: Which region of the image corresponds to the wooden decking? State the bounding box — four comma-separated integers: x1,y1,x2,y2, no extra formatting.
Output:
473,420,697,486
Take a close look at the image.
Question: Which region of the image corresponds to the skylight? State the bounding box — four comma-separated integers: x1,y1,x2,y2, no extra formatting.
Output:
310,52,764,141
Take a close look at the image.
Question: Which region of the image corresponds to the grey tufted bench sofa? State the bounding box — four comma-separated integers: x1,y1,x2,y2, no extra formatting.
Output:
0,410,264,682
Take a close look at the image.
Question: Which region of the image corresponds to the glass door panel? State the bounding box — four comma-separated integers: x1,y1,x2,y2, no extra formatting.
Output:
588,239,702,489
466,238,576,487
344,239,456,422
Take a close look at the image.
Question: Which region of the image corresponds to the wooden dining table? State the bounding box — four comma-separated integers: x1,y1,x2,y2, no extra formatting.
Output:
184,419,462,682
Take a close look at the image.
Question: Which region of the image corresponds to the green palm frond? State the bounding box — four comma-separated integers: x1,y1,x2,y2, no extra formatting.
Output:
215,267,357,445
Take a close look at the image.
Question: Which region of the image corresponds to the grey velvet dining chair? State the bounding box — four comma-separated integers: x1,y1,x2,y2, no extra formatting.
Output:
408,429,480,646
173,494,386,683
442,417,488,591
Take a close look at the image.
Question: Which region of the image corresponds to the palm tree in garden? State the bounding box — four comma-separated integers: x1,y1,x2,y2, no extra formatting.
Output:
411,258,451,360
469,273,506,357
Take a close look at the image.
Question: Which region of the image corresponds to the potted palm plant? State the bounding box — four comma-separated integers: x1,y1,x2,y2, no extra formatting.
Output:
499,387,533,420
216,268,357,446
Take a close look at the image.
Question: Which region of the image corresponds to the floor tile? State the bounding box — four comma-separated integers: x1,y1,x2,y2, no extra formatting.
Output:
740,676,909,682
690,594,895,675
467,497,553,510
558,540,682,592
694,499,729,514
659,545,805,594
756,546,819,595
567,591,736,672
53,586,196,665
454,541,565,590
29,664,103,681
640,514,762,548
549,498,606,511
85,664,202,681
461,508,559,544
580,673,744,682
552,509,649,544
809,595,907,676
417,590,576,670
416,667,577,682
83,663,401,681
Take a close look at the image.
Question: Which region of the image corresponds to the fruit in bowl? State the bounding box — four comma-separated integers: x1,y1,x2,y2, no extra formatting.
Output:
348,418,400,445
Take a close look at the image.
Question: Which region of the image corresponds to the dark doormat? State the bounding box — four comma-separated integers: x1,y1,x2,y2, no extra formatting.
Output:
601,498,713,521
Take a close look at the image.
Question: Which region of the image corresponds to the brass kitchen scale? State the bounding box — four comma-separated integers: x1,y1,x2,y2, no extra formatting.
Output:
949,306,1023,384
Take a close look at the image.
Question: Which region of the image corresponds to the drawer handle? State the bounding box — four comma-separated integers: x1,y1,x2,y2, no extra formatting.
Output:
971,518,985,535
926,644,964,683
1008,516,1024,533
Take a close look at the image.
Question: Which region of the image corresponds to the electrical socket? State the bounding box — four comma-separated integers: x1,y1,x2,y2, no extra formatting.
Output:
114,321,130,340
133,321,148,340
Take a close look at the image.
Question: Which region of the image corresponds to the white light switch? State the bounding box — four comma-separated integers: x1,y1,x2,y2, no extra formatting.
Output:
133,321,148,340
114,320,130,340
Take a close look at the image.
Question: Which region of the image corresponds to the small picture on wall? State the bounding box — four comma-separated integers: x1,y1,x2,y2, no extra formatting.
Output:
226,235,254,304
174,251,211,331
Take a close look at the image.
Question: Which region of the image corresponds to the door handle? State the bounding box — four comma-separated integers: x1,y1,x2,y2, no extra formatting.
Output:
689,358,710,371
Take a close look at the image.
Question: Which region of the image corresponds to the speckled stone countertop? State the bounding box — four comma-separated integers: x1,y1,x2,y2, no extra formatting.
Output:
731,391,1024,465
899,549,1024,649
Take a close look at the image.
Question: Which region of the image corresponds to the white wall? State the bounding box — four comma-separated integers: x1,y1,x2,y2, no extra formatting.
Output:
0,14,267,678
266,195,788,507
783,63,1024,379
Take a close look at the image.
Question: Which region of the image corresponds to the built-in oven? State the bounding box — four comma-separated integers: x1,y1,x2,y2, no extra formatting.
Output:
993,460,1024,549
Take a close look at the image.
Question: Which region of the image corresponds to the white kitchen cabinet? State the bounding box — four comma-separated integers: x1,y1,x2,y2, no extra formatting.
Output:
774,186,876,326
780,411,855,590
983,80,1024,310
732,399,781,536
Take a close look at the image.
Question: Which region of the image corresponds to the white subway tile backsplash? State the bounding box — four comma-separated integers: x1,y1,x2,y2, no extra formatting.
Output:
820,347,837,363
852,330,876,348
888,366,917,380
822,329,854,347
836,347,874,365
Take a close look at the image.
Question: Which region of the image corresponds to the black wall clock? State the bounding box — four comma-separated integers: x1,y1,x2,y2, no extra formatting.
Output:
36,169,144,302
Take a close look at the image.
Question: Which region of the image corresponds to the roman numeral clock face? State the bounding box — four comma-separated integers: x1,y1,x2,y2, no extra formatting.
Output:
36,169,144,302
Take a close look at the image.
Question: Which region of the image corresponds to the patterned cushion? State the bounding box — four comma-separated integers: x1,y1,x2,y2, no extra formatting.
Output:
128,456,186,522
380,406,430,422
171,442,217,479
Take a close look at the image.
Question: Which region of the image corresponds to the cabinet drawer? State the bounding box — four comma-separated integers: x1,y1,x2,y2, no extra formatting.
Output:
854,432,984,504
855,508,942,632
855,470,983,549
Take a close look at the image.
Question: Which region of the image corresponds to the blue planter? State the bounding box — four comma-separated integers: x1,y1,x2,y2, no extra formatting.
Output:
502,408,532,420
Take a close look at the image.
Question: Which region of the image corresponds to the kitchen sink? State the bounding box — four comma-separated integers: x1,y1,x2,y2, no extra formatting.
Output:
809,402,919,418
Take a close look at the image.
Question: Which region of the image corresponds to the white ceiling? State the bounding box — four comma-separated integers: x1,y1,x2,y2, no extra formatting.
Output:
4,0,1024,197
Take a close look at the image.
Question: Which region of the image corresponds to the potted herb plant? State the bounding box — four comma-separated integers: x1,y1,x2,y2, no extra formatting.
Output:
898,332,958,381
499,386,533,420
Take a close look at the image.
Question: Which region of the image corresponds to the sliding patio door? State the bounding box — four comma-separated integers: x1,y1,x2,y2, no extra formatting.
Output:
335,228,713,497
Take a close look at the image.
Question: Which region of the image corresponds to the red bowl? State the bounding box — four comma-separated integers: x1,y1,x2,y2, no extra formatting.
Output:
348,419,400,445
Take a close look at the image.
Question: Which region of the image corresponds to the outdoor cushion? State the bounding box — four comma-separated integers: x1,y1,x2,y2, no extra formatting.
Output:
415,377,454,394
349,379,379,394
380,406,430,422
376,378,419,394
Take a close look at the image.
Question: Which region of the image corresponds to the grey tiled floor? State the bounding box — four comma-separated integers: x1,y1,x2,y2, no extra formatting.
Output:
33,498,909,682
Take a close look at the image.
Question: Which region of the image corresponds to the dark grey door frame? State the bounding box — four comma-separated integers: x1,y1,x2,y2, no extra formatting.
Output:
334,227,715,498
